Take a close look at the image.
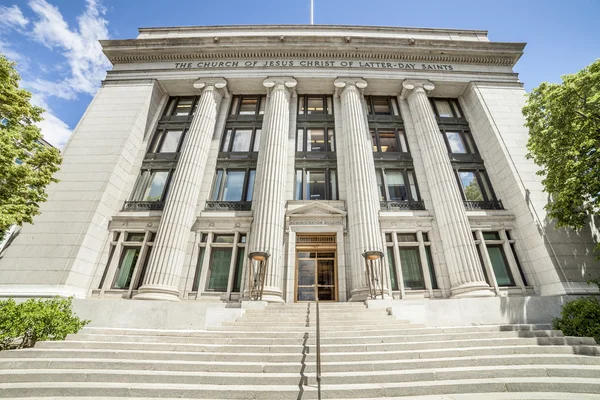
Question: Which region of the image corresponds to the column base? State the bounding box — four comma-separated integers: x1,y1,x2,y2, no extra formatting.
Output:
133,284,181,302
349,287,392,302
450,282,495,298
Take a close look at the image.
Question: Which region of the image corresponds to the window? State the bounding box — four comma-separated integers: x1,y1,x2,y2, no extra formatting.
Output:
298,95,333,115
193,232,247,293
220,128,261,153
366,96,400,116
97,230,155,292
295,169,338,200
149,129,185,153
456,170,495,202
211,169,256,202
431,99,463,119
163,96,198,117
385,232,437,292
474,230,523,287
130,170,172,203
442,130,477,154
297,128,335,153
376,169,420,202
371,128,408,153
230,95,266,116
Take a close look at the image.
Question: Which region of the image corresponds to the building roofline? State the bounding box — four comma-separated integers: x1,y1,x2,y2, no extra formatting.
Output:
137,24,489,36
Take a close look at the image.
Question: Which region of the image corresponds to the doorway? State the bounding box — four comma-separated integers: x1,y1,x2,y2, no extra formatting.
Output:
295,235,337,302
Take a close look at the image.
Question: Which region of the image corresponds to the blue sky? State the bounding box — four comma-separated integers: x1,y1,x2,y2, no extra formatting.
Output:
0,0,598,148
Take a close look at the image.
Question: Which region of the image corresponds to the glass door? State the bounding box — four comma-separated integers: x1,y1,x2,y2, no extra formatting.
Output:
296,250,337,302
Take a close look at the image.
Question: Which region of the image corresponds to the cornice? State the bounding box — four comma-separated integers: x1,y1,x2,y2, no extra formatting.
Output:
101,36,525,67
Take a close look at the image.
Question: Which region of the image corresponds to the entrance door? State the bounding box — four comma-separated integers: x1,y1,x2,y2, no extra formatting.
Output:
296,249,337,302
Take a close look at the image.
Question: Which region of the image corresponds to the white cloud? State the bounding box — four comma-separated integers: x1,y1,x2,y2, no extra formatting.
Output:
0,5,29,30
28,0,110,97
0,0,110,148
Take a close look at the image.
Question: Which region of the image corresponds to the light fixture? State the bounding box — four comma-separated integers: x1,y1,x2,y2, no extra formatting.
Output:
249,251,269,262
363,250,383,261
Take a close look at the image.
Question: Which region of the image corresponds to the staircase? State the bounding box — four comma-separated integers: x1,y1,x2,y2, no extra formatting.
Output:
1,302,599,399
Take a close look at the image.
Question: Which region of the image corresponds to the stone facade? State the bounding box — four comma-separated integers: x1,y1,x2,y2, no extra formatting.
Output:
0,25,598,307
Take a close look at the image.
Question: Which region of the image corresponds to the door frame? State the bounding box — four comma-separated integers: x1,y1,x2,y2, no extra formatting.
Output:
294,236,338,302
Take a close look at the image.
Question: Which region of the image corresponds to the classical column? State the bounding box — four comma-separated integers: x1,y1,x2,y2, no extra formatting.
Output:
334,78,386,301
247,77,297,302
401,80,492,297
135,78,228,301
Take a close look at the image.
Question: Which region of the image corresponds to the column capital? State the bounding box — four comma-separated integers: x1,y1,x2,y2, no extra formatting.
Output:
263,77,297,98
334,77,367,97
193,78,229,97
400,79,435,99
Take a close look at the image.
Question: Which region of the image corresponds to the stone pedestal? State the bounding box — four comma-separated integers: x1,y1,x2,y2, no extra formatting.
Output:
247,77,297,302
401,79,492,298
135,79,228,302
334,78,387,301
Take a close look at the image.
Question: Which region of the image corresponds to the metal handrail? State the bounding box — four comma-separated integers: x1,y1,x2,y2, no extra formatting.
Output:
315,292,322,399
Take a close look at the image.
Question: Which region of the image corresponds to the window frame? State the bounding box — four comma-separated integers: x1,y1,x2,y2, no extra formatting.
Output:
219,127,262,155
129,169,174,203
376,168,421,202
454,169,497,202
440,128,478,155
229,95,266,116
298,95,333,115
365,96,401,117
210,168,256,203
430,98,464,120
192,232,248,297
371,127,410,155
296,126,336,154
384,231,438,297
294,168,338,201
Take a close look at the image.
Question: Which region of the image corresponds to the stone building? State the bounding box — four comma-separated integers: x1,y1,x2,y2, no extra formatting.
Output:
0,25,598,320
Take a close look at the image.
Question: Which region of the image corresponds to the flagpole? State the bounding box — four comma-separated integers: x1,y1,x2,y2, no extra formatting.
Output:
310,0,314,24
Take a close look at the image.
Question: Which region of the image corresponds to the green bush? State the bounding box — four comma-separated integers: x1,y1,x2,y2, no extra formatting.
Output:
0,296,89,350
553,280,600,343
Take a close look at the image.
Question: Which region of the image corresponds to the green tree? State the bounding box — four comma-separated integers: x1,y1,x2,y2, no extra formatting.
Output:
0,54,62,238
523,59,600,241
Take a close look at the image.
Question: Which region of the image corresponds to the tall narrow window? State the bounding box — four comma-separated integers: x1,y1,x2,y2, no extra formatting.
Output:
399,248,425,290
387,247,398,291
211,169,256,202
207,248,232,291
371,128,408,153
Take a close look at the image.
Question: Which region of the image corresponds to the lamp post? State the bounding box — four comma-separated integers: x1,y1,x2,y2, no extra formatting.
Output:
362,250,385,300
247,251,270,301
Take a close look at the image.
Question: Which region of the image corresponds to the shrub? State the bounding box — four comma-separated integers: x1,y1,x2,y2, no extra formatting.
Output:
552,280,600,343
0,296,90,350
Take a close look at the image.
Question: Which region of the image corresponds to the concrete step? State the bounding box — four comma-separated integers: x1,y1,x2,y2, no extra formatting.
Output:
220,320,414,328
77,324,554,338
64,329,567,346
2,365,600,386
4,344,600,364
2,354,599,374
1,377,599,398
34,335,597,354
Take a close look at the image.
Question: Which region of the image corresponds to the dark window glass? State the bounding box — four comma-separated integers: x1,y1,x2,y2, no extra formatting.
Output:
482,232,501,241
233,248,245,292
239,98,258,115
399,248,425,289
387,247,398,290
425,246,438,289
386,171,407,201
140,171,170,201
113,247,140,289
174,97,194,116
307,129,326,152
307,97,325,114
295,169,338,200
126,233,145,242
222,171,245,201
397,233,418,242
435,100,453,118
212,169,255,202
373,97,391,115
378,130,398,153
207,248,232,291
487,245,515,286
213,234,235,243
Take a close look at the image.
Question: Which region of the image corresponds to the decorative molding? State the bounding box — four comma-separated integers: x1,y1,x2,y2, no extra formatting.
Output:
106,50,518,67
400,79,435,99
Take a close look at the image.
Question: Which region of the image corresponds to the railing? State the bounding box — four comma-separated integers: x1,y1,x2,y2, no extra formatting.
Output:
122,201,165,211
205,201,252,211
463,200,504,210
380,200,426,211
315,293,322,400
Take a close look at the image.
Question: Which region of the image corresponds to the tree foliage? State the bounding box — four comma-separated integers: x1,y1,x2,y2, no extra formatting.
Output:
553,280,600,343
0,297,89,350
0,54,62,237
523,59,600,233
